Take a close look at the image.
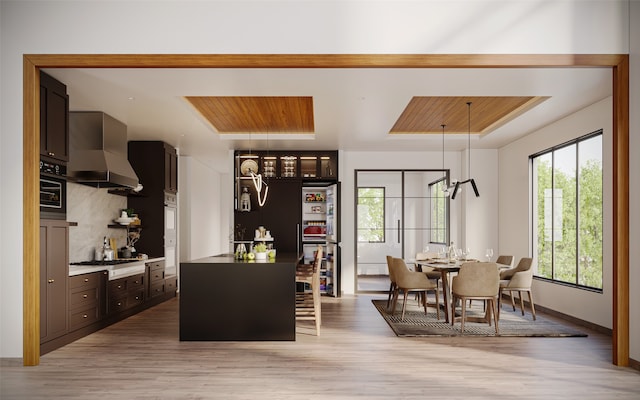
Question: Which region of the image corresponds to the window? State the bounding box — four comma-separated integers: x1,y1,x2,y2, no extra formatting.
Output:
531,131,603,289
429,178,448,244
357,187,385,243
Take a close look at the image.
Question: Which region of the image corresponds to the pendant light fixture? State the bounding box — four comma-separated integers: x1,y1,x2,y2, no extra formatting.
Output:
440,124,454,197
240,133,269,207
451,102,480,199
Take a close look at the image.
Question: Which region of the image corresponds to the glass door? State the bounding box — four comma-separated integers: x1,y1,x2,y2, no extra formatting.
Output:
355,170,448,292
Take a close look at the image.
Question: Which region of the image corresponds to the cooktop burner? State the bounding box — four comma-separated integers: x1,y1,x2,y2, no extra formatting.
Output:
70,260,136,266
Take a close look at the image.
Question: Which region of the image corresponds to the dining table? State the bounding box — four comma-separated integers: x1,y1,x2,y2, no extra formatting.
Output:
415,258,485,323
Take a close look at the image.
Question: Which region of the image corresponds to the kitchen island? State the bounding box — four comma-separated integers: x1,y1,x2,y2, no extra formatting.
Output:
179,253,302,341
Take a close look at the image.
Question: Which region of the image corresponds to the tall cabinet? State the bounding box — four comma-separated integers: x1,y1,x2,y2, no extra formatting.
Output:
233,150,340,296
128,141,179,277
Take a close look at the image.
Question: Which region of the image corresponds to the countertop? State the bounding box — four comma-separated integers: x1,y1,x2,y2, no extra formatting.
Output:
182,253,302,265
69,257,165,276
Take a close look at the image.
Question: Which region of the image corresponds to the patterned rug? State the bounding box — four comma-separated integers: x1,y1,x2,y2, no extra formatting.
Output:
372,299,588,337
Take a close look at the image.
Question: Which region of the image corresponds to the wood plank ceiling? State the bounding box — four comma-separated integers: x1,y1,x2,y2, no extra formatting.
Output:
185,95,548,136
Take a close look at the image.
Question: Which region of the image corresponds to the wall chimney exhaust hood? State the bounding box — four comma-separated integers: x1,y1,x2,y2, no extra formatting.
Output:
68,111,141,189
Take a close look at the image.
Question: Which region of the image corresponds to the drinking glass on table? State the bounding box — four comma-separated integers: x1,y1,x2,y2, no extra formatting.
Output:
485,248,494,262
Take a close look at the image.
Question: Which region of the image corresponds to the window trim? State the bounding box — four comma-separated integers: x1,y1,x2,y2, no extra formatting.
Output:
428,176,449,245
529,129,603,292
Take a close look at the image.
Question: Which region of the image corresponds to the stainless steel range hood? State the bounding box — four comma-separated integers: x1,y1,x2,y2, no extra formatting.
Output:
68,112,140,189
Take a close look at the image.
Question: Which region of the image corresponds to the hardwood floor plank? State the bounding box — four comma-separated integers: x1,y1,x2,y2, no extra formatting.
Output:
2,294,639,399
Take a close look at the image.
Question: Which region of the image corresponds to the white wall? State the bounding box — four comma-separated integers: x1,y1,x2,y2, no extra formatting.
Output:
179,156,230,262
498,97,613,328
0,0,635,360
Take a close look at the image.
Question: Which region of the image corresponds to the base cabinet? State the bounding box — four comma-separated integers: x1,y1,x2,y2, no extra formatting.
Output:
108,273,146,315
40,219,69,345
68,271,107,331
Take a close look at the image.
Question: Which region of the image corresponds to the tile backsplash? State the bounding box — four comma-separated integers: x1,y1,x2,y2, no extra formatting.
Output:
67,182,128,262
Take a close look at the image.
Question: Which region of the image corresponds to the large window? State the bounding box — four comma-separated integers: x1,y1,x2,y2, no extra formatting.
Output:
357,187,385,243
429,178,448,244
531,131,603,289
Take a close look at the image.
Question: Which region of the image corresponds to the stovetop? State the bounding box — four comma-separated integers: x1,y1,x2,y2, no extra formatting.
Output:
70,259,137,266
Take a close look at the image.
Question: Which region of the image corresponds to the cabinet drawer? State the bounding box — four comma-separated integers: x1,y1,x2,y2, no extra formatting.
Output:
69,304,100,331
150,281,165,298
127,274,145,289
165,276,178,293
108,273,145,294
69,272,102,290
149,265,165,283
69,286,99,308
109,289,145,313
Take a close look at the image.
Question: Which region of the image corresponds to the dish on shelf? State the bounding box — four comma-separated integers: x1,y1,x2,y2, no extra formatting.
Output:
240,159,259,176
114,217,134,225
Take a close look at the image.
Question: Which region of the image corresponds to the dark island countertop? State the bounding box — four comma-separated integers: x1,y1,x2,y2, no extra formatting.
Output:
182,253,303,265
179,253,303,341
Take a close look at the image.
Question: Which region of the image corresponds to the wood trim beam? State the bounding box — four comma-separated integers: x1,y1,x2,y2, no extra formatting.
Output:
612,56,630,366
22,54,629,367
22,57,40,366
24,54,626,69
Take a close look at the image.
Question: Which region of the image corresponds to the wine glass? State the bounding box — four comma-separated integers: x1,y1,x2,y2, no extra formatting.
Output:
485,248,494,262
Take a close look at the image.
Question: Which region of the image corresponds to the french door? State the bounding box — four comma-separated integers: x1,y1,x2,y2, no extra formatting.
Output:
355,170,448,292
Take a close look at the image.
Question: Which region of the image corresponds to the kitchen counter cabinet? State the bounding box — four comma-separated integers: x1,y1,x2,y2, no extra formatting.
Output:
68,271,107,332
107,273,146,315
179,254,301,341
40,219,69,345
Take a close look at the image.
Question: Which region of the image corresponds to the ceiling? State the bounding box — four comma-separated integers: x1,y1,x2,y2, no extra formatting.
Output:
44,67,612,172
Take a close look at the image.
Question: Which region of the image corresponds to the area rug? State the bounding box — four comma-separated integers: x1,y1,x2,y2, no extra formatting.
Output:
372,299,588,337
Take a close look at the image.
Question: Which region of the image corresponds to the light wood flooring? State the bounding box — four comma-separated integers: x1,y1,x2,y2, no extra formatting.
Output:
2,294,639,399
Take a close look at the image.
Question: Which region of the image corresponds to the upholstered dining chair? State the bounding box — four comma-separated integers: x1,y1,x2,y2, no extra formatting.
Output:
295,246,323,335
389,257,440,321
385,255,397,311
451,262,500,334
498,257,536,320
495,255,514,269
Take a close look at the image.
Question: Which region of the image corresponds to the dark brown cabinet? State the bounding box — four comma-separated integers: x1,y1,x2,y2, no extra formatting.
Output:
40,219,69,344
165,145,178,193
107,273,146,315
68,271,106,331
128,141,178,258
40,72,69,162
148,260,165,298
234,150,337,254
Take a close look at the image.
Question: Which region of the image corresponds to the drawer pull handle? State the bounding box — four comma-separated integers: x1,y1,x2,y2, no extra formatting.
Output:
48,279,55,283
117,285,122,289
117,302,122,306
83,314,88,318
84,278,89,282
135,296,140,300
48,152,55,156
83,294,88,298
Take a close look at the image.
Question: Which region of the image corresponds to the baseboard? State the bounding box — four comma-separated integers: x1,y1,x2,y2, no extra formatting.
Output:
499,293,612,336
629,357,640,372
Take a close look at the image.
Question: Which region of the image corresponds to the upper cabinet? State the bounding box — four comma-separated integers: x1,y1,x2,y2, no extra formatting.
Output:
235,150,337,182
164,143,178,194
40,72,69,162
128,141,178,195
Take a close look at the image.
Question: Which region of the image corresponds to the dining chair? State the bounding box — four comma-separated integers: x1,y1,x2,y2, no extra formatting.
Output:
295,246,323,335
451,262,500,334
495,255,514,269
385,255,397,311
415,252,442,308
390,257,440,321
498,257,536,320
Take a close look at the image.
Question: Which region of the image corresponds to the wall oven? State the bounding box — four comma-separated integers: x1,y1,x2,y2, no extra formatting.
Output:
40,159,67,220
